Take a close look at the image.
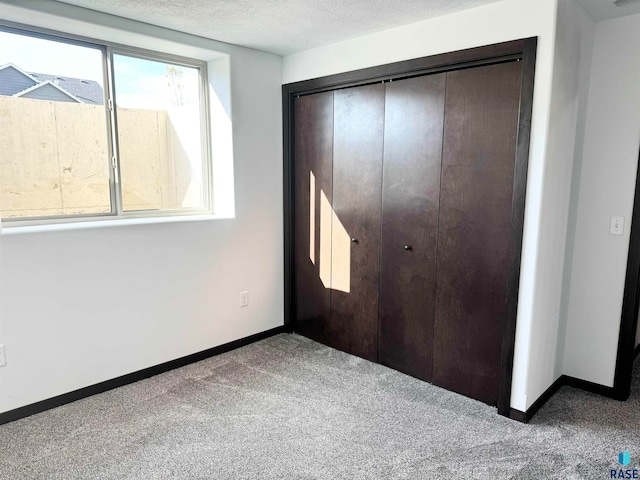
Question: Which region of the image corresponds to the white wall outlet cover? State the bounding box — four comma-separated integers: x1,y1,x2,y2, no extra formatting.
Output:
0,344,6,367
609,216,625,236
240,291,249,307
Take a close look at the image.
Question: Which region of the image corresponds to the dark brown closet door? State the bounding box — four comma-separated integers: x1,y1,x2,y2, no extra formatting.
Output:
294,91,334,345
433,61,522,405
330,84,385,361
378,74,446,381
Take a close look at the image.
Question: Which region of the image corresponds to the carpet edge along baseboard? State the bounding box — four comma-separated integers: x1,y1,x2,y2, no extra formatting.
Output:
0,325,287,426
510,374,618,423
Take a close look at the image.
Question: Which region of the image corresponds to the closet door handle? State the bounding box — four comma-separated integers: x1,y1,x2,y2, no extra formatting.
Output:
351,238,358,244
404,245,413,251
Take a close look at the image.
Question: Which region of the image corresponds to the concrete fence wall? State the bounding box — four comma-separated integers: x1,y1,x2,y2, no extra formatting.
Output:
0,96,200,219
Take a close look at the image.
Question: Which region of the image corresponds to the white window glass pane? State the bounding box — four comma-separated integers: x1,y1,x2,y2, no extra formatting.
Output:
0,30,111,219
113,54,205,212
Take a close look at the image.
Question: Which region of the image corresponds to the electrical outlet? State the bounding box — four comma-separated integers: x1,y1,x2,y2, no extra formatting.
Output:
0,344,6,367
240,291,249,308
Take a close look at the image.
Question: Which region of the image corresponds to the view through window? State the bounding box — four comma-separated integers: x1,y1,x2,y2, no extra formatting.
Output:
0,27,210,224
0,30,111,218
112,54,206,212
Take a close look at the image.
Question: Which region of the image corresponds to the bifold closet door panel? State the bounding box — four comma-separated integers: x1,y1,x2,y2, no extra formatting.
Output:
293,91,334,345
378,74,446,381
433,62,523,405
330,84,385,361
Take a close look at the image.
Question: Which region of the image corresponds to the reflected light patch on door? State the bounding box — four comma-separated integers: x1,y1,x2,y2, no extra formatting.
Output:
330,205,350,294
309,171,315,265
319,190,333,289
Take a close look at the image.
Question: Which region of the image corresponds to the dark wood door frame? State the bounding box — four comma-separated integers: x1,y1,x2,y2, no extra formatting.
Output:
614,150,640,400
282,37,537,418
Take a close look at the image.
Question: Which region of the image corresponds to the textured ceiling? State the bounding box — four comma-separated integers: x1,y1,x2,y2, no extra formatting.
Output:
574,0,640,20
53,0,504,55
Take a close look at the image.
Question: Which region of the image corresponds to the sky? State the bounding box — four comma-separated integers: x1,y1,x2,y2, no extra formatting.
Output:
0,31,104,83
113,54,200,109
0,30,200,109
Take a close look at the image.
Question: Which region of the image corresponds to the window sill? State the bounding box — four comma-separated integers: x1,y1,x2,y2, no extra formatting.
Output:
0,213,232,235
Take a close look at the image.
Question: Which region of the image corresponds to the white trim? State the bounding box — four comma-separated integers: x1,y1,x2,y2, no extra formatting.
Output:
0,213,229,235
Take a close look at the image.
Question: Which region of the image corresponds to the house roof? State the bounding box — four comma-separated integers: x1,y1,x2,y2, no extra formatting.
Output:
14,80,83,103
0,63,104,104
0,63,38,96
29,72,104,105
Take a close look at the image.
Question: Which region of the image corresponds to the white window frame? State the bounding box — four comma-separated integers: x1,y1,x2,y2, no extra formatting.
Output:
0,22,213,228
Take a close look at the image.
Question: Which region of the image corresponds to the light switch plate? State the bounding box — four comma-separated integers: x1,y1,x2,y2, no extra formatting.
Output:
240,291,249,308
610,216,625,236
0,344,6,367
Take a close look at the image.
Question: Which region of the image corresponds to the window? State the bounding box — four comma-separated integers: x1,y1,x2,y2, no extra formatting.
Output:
0,26,211,226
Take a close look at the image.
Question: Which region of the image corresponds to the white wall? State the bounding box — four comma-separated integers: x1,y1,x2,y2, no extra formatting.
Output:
538,0,594,394
0,0,283,412
563,14,640,385
556,1,596,370
284,0,561,411
0,204,3,407
283,0,557,85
